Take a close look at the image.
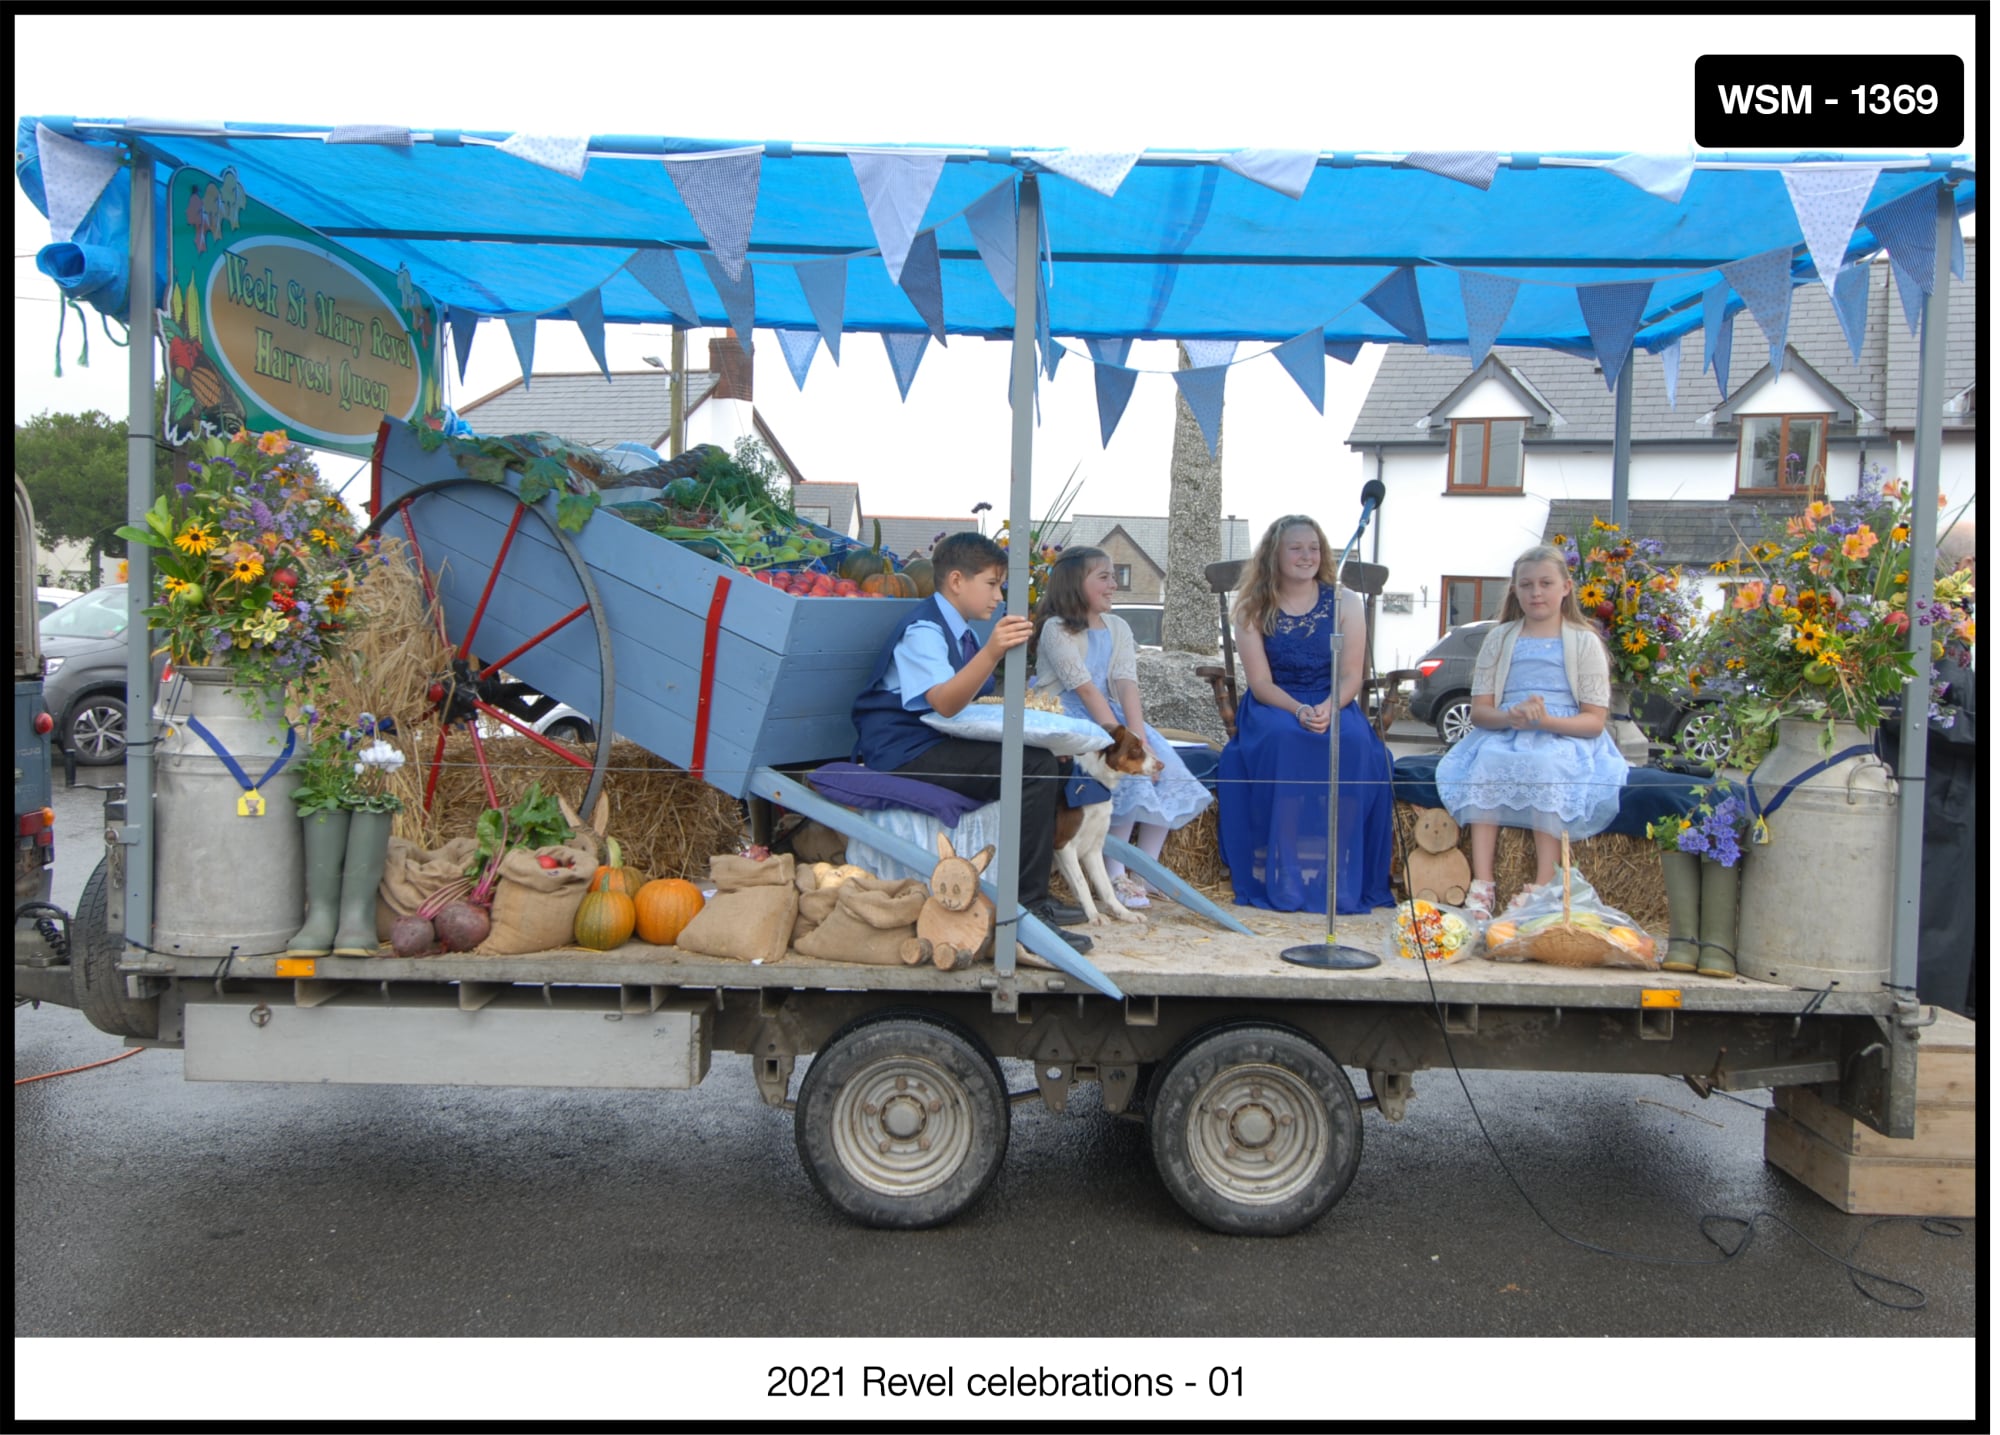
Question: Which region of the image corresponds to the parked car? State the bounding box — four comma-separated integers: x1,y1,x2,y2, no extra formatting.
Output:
36,585,84,619
39,584,167,766
531,701,596,744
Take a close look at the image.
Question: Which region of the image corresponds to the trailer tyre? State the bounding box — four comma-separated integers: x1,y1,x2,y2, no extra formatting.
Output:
71,857,159,1039
1149,1023,1360,1236
794,1011,1008,1229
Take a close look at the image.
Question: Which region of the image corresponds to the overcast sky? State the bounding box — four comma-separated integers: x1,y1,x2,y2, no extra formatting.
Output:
14,12,1978,545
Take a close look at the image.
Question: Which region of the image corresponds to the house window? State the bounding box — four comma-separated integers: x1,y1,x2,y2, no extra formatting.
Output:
1736,415,1829,493
1448,419,1525,492
1114,564,1132,590
1442,575,1509,634
795,505,831,526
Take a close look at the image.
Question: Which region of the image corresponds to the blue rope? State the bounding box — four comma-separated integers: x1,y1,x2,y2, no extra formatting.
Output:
184,717,297,808
1746,743,1873,843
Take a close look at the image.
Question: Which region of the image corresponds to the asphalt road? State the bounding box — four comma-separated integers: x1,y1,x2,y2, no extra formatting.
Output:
17,766,1979,1347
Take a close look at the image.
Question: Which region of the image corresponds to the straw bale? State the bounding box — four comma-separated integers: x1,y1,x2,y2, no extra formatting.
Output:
1392,801,1666,930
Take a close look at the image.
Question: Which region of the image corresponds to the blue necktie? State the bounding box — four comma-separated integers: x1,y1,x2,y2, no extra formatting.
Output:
959,628,979,668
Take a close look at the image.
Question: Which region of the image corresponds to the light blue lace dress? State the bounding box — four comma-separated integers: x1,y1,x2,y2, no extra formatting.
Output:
1038,625,1213,830
1434,635,1627,838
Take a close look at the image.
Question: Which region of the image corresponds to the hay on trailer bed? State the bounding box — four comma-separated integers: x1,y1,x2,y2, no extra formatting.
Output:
1392,801,1667,930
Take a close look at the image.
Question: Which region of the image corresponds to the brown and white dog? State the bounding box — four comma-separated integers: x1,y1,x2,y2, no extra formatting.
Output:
1053,724,1163,925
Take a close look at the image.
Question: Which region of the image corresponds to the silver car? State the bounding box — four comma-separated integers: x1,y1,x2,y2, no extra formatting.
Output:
39,585,166,766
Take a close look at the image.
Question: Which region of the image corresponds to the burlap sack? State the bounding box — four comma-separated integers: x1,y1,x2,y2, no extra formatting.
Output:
375,836,481,941
795,882,927,965
677,885,798,964
478,840,599,955
793,885,843,943
710,852,795,891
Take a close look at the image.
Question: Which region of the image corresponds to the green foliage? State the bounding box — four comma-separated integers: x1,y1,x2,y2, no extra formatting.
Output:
467,780,573,875
14,407,176,583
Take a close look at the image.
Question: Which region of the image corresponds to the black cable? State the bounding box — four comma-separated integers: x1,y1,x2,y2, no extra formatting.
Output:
1390,818,1950,1310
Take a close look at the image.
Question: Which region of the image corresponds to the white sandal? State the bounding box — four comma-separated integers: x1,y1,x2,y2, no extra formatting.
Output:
1504,881,1550,915
1111,874,1151,909
1464,879,1497,920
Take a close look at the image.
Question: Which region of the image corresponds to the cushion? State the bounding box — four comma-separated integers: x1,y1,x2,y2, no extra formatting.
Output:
809,762,987,827
921,705,1112,756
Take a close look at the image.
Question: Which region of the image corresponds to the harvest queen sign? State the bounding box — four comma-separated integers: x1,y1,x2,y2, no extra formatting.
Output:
165,165,443,457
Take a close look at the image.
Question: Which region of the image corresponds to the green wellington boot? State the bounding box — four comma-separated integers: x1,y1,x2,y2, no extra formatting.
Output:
285,809,352,956
331,810,395,956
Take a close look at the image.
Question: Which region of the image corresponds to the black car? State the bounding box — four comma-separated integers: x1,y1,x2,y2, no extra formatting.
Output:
1408,621,1735,763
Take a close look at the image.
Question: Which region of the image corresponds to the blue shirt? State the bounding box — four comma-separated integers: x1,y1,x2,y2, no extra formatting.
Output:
880,601,978,712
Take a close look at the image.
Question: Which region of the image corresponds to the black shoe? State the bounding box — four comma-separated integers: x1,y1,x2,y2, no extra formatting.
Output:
1053,926,1094,954
1030,899,1089,928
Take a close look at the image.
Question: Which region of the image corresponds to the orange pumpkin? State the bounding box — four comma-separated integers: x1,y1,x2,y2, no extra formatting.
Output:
574,888,636,950
634,877,705,945
863,571,918,599
589,835,639,894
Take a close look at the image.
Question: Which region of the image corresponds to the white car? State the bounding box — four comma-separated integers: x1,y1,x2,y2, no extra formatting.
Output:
36,585,84,619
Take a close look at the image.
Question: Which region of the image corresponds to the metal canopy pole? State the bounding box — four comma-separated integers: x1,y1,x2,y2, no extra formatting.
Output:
1887,183,1954,1001
123,152,158,961
992,174,1042,973
1610,350,1633,531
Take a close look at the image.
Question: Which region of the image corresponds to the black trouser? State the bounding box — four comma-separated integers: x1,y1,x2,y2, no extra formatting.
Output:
890,738,1059,906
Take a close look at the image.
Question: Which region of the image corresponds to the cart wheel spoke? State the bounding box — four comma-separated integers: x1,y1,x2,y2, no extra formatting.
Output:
457,501,527,663
472,699,597,771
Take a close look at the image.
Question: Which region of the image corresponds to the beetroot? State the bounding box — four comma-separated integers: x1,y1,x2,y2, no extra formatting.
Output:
390,914,438,959
433,901,491,952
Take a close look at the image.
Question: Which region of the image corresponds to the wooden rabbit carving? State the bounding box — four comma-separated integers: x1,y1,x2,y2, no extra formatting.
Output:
1405,808,1472,907
900,833,996,972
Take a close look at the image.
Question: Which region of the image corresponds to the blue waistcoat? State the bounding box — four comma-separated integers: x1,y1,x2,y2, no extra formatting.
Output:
850,594,992,770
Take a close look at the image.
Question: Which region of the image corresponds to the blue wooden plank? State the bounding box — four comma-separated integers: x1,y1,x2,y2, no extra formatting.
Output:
1102,836,1253,935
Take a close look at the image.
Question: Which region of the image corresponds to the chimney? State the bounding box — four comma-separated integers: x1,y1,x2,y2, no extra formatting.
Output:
709,330,754,402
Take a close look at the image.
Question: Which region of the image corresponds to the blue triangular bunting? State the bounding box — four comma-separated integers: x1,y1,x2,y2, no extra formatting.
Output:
1403,151,1499,191
1324,340,1363,364
1361,267,1427,344
1092,362,1139,447
1458,270,1520,369
1701,281,1727,374
1832,262,1870,361
1220,148,1319,200
1086,337,1132,369
1712,308,1735,398
795,257,845,363
883,331,929,401
1172,363,1228,458
850,151,946,286
1720,246,1794,373
1036,274,1056,380
664,147,763,283
1271,329,1325,413
448,306,479,384
897,229,947,344
1950,211,1964,280
1862,180,1941,298
964,181,1018,307
698,253,756,355
1182,340,1237,369
775,329,819,390
1781,165,1880,295
567,287,611,380
505,316,537,388
626,249,699,325
1889,252,1926,335
1660,334,1681,409
1575,280,1652,390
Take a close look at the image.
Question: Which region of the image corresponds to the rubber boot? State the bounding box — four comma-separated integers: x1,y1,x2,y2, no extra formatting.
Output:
1695,860,1740,978
285,809,351,956
332,810,395,956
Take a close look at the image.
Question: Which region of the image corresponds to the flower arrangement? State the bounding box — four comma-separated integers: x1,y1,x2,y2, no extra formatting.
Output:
115,428,376,691
994,462,1085,613
1391,899,1474,960
1646,778,1752,867
1687,468,1975,746
291,710,405,815
1552,519,1703,693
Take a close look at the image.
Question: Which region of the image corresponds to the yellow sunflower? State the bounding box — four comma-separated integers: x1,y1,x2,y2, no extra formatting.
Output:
173,522,217,556
1577,582,1605,607
227,553,265,584
1621,629,1649,653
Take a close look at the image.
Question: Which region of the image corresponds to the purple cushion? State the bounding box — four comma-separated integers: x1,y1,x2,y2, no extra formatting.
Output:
809,762,987,827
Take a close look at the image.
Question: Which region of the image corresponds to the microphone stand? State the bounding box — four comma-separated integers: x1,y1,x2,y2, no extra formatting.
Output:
1282,501,1383,970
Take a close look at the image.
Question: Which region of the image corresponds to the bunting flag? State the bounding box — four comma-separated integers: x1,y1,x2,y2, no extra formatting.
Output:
1361,266,1428,344
796,257,846,362
1603,152,1695,204
1575,280,1652,391
1720,246,1793,372
1092,360,1139,447
883,331,929,401
1036,273,1057,380
1781,165,1881,295
963,181,1018,307
1950,211,1964,280
1172,363,1228,457
497,132,591,180
567,287,610,380
1271,329,1325,413
326,124,413,146
1180,340,1237,370
626,249,700,325
505,315,537,388
1403,151,1500,191
1458,270,1521,369
1324,339,1363,364
775,328,820,390
1832,262,1870,361
1701,281,1727,374
1889,253,1927,335
1032,149,1143,198
849,151,946,286
448,307,480,383
1660,334,1682,409
664,146,764,283
1711,308,1735,398
35,124,122,243
698,253,757,354
1085,337,1132,369
1220,148,1320,200
897,229,947,343
1043,337,1065,377
1862,180,1941,298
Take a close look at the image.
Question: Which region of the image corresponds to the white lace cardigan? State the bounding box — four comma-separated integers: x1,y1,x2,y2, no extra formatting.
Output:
1034,614,1139,698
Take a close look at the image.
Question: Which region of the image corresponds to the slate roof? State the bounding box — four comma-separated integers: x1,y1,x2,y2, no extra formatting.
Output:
791,481,860,535
871,515,983,561
1541,499,1810,568
459,370,720,449
1064,514,1254,569
1346,242,1977,449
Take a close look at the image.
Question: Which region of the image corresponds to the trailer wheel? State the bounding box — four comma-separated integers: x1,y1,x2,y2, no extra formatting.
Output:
794,1011,1008,1229
71,857,158,1039
1149,1023,1360,1236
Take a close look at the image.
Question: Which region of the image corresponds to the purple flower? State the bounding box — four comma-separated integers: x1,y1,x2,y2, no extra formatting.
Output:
175,481,195,495
1676,826,1711,856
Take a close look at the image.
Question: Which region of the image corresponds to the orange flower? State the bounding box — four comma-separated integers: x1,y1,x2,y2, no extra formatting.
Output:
1879,477,1905,499
1807,501,1835,523
1766,583,1787,608
1842,526,1878,560
1733,581,1765,611
256,429,291,456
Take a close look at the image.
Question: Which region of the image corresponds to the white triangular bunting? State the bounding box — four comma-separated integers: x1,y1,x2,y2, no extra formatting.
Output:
326,123,413,147
1458,270,1520,369
1603,152,1695,204
775,329,819,390
1660,334,1682,409
1031,149,1142,198
1093,362,1139,447
698,254,757,356
448,307,480,384
1719,246,1794,372
497,132,591,180
1782,165,1881,295
505,316,537,388
1219,148,1319,200
626,249,699,325
1271,330,1325,413
1172,364,1228,458
1181,340,1237,369
36,124,122,243
567,287,611,380
796,257,846,363
1832,262,1870,361
964,181,1018,307
1575,281,1652,391
1403,151,1500,191
664,146,764,283
883,331,929,401
849,151,946,286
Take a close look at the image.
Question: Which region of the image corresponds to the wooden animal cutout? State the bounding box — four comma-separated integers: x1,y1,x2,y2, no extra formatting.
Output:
901,833,997,972
1406,808,1472,908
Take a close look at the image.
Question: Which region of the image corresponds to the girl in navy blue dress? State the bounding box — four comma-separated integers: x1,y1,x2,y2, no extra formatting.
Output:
1217,515,1395,914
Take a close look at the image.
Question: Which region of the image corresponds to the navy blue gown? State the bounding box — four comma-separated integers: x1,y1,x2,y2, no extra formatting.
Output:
1218,584,1397,914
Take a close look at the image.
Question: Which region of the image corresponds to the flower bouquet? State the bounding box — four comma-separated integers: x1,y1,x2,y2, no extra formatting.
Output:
292,709,405,816
1553,518,1703,693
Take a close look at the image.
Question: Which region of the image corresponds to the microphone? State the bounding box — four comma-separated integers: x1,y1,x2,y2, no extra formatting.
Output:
1359,478,1387,518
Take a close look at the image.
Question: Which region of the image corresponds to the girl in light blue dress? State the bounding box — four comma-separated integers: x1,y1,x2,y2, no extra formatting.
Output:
1435,544,1628,919
1030,547,1213,908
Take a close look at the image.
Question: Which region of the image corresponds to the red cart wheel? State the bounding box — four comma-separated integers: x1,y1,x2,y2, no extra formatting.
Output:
365,478,616,820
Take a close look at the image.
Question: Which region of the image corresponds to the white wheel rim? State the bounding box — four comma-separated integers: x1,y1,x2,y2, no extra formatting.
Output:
1681,713,1731,762
1440,704,1472,744
75,704,125,757
830,1053,976,1198
1182,1061,1328,1206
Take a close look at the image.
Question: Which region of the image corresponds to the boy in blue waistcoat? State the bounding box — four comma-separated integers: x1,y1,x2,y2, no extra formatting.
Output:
851,532,1092,953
